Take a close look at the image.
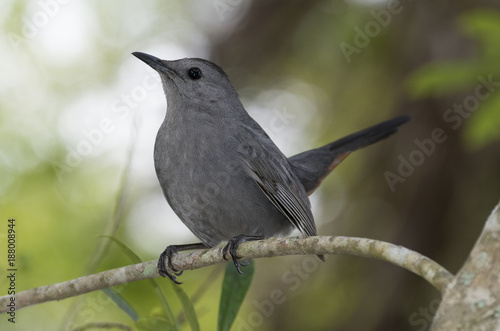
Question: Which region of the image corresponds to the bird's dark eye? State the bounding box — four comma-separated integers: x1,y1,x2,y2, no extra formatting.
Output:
187,67,202,80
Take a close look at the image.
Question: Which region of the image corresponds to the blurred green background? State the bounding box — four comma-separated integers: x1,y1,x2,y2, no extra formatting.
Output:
1,0,500,330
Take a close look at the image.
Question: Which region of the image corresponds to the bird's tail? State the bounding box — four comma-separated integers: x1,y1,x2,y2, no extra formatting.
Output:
289,115,411,195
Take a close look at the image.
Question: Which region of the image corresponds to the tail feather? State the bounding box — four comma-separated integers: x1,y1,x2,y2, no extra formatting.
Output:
289,115,411,195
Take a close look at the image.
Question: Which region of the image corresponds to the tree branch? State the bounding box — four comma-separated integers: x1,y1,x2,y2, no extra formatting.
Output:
0,236,453,313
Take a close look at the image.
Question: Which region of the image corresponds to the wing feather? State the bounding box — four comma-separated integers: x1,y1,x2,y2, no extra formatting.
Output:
240,154,317,237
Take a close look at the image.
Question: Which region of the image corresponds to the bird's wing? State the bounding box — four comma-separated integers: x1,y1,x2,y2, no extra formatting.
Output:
238,147,317,237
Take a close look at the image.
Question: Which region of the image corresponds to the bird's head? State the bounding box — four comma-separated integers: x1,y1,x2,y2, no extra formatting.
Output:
133,52,239,111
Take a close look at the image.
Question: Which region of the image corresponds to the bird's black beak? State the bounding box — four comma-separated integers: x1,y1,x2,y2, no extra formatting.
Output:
132,52,173,75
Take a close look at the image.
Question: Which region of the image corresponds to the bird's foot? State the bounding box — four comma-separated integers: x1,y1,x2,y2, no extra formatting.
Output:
158,245,184,284
157,242,209,284
222,234,264,274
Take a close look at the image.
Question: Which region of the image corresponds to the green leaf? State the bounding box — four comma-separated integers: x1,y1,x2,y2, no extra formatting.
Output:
460,10,500,58
405,61,481,98
149,280,180,331
171,284,200,331
102,287,139,322
136,316,175,331
102,235,180,330
464,91,500,149
99,235,142,263
406,10,500,100
217,261,255,331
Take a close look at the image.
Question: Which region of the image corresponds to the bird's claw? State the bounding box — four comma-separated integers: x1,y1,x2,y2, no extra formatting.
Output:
222,235,264,274
158,245,183,284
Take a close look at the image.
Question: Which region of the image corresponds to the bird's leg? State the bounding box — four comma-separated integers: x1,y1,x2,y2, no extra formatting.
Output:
222,234,264,274
158,242,209,284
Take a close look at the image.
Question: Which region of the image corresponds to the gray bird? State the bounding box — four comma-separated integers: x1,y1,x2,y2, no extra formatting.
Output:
132,52,410,283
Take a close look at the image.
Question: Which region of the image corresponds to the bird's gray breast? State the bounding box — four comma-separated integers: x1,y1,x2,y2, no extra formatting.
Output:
153,116,293,246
